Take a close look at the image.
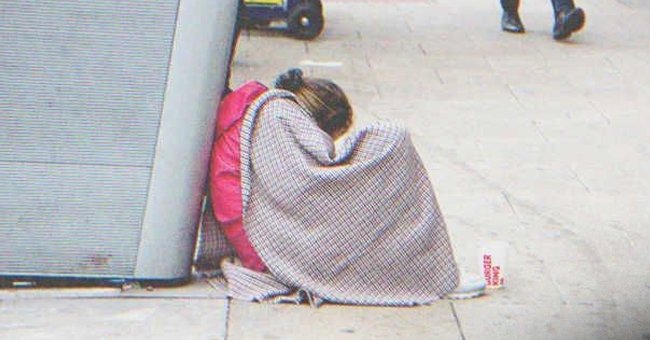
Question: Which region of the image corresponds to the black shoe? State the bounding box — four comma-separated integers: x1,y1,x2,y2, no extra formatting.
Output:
553,7,585,40
501,11,525,33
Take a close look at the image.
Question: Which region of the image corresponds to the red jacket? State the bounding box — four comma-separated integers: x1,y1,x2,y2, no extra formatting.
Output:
209,81,267,272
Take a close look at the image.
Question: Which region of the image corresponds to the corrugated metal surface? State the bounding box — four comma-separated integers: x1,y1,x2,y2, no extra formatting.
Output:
0,0,179,166
0,0,180,276
0,163,150,276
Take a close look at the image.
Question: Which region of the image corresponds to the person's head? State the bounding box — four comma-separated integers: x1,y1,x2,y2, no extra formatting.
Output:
274,69,353,140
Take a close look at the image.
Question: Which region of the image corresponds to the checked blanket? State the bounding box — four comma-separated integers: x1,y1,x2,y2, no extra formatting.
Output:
222,89,459,306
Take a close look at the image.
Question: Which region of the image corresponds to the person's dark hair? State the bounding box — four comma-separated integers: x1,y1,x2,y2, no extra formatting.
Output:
275,69,353,139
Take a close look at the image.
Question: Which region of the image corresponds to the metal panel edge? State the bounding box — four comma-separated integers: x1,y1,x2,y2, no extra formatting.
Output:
133,0,239,279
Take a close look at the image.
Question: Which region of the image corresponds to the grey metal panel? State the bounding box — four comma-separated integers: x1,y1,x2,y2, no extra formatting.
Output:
0,0,178,167
134,0,239,279
0,0,237,281
0,162,150,276
0,0,180,278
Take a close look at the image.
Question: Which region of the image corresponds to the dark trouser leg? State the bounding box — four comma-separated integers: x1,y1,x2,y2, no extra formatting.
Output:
551,0,584,40
500,0,525,33
500,0,519,13
551,0,575,14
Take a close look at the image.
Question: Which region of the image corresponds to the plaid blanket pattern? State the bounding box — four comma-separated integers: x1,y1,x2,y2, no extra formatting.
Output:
224,90,459,305
193,195,234,272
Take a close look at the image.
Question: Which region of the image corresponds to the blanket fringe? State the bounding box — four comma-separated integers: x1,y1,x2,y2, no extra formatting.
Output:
221,261,324,308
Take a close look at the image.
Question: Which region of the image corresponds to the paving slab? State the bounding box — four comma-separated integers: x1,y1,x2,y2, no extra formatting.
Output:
452,298,626,340
120,277,228,299
0,298,228,340
0,287,121,300
227,300,461,340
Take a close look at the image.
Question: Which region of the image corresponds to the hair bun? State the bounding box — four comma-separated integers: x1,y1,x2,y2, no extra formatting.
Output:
274,68,304,91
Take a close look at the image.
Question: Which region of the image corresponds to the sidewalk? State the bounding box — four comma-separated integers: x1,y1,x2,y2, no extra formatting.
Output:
2,0,650,338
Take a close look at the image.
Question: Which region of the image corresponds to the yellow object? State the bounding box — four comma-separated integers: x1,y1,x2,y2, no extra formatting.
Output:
244,0,284,6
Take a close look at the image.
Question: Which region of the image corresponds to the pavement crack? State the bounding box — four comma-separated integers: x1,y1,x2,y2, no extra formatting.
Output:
502,191,519,218
450,302,466,340
539,259,569,305
603,56,620,73
599,112,612,125
405,20,414,33
364,53,373,70
532,120,550,142
434,69,444,85
221,298,232,340
587,99,611,125
506,84,524,107
606,221,636,248
568,167,591,193
417,43,427,55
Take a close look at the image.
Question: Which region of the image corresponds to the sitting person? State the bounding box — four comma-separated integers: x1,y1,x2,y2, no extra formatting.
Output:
211,69,481,306
209,69,353,272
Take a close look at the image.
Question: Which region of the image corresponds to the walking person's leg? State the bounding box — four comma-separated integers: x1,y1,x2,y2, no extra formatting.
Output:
551,0,585,40
500,0,525,33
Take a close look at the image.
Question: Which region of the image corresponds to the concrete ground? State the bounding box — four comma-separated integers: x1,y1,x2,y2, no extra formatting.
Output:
2,0,650,338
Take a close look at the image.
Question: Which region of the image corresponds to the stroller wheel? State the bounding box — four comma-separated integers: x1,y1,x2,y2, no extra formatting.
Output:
287,0,324,40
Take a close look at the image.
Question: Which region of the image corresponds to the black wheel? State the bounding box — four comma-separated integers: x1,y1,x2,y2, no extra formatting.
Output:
287,1,324,40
